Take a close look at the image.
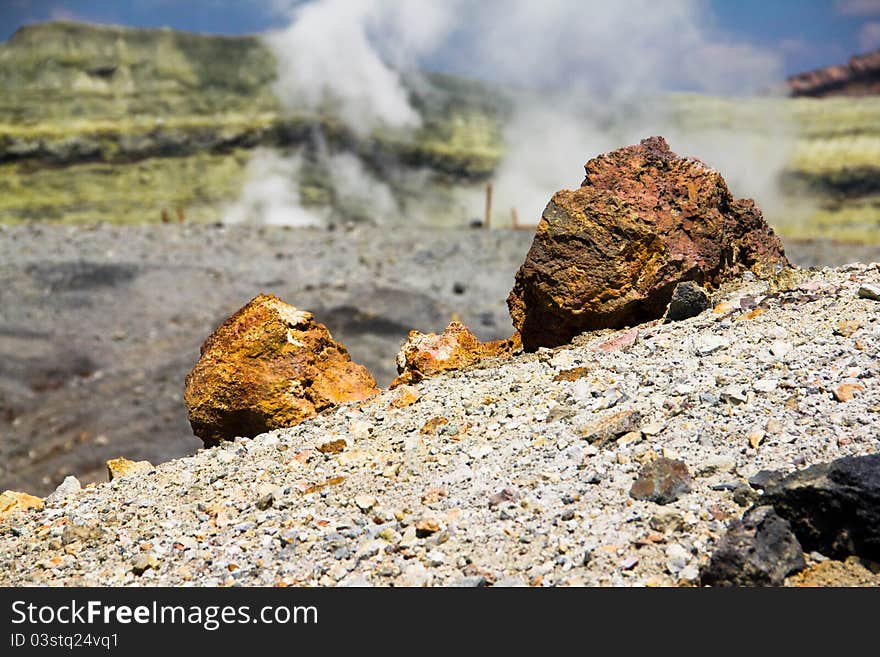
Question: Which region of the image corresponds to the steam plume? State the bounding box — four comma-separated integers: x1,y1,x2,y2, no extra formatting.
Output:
231,0,791,227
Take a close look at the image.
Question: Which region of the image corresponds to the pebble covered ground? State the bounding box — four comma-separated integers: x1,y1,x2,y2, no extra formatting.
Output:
1,262,878,586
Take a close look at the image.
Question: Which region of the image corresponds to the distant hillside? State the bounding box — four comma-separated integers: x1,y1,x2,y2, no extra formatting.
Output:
0,21,507,226
0,21,879,242
788,50,880,98
0,21,278,120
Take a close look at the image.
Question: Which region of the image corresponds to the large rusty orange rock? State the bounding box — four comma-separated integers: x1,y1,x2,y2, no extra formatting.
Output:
392,321,521,387
184,294,378,446
508,136,789,351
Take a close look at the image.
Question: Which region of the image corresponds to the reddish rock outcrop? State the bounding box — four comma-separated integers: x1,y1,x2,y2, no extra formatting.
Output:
787,49,880,98
507,137,789,351
392,321,521,387
184,294,378,446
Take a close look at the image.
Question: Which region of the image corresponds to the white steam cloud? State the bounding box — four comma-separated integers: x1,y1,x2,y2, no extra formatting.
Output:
224,149,323,227
224,145,403,227
229,0,792,228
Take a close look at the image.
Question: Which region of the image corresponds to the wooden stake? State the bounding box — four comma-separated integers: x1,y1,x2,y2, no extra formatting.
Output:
484,182,493,229
511,207,519,230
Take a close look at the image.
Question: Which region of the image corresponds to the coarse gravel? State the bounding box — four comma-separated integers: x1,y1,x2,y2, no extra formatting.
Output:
1,260,878,586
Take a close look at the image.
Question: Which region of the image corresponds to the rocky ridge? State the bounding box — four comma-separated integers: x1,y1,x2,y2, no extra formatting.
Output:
788,49,880,98
1,262,878,586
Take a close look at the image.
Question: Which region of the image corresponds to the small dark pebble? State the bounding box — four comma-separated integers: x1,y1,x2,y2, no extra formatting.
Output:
733,484,759,507
256,493,274,510
664,281,711,322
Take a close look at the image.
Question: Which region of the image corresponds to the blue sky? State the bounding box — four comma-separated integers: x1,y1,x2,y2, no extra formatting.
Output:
2,0,880,77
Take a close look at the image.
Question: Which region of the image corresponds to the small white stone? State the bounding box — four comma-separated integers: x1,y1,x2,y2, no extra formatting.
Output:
697,453,737,475
399,562,433,587
425,549,446,567
641,421,666,436
216,450,236,463
695,335,729,356
569,379,593,402
354,495,376,511
753,378,779,393
46,476,81,503
337,574,373,587
720,384,748,405
769,341,793,358
665,543,691,574
355,539,385,560
679,565,700,582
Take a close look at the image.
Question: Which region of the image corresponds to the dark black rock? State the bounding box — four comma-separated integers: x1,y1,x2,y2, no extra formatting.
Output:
629,457,691,505
748,469,785,490
762,453,880,561
700,506,805,587
732,484,759,507
664,281,711,322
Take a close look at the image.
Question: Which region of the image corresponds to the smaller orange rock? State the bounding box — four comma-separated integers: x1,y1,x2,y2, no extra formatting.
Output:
420,416,449,435
736,307,766,321
0,490,44,521
389,385,422,409
293,450,314,464
835,319,861,337
316,439,347,454
415,517,441,537
833,383,865,402
748,429,765,450
713,301,736,315
644,576,669,587
106,457,153,481
421,488,447,505
392,321,520,387
184,294,378,445
304,476,345,495
553,366,593,382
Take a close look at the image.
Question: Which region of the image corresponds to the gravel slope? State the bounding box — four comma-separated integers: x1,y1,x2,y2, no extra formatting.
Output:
0,262,877,586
